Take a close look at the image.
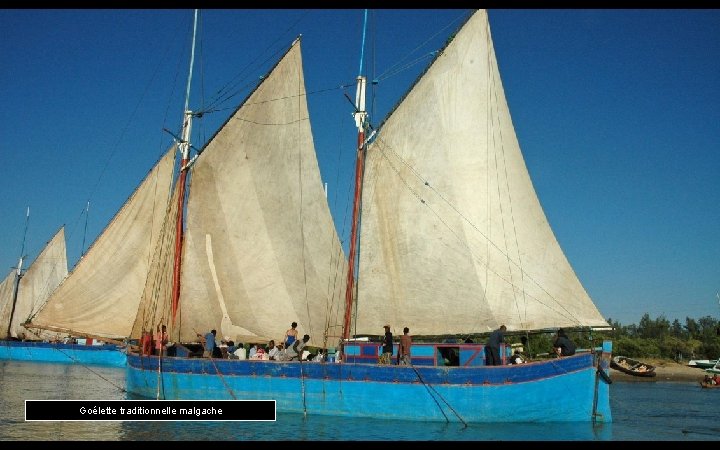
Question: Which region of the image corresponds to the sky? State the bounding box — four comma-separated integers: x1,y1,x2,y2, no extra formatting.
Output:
1,9,718,327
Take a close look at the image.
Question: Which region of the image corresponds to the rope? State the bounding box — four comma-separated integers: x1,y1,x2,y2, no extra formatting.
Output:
63,347,127,394
299,357,307,417
156,352,163,400
208,357,237,400
409,364,467,427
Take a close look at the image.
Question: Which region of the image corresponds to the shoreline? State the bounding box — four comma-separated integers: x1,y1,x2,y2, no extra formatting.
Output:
608,358,710,383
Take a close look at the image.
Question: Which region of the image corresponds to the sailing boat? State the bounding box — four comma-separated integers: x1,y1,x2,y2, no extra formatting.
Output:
21,146,177,367
0,221,67,345
0,220,100,364
125,9,613,423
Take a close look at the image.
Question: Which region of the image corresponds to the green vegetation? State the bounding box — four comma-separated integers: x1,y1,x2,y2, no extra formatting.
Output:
519,314,720,361
602,313,720,361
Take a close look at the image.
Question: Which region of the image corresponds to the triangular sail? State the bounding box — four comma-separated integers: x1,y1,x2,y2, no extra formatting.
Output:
0,228,68,341
173,39,347,346
10,228,68,339
29,147,176,339
355,10,608,335
0,271,15,336
130,178,181,339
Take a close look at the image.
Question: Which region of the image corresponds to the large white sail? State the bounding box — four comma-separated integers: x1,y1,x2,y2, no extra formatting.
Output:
170,39,347,346
354,10,608,335
29,147,176,339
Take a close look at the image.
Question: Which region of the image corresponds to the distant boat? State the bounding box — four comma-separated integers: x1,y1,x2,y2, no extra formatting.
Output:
0,223,124,367
687,358,720,369
699,373,720,388
610,356,656,377
124,9,613,424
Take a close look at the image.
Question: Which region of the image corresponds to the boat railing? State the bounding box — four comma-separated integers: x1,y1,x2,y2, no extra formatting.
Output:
343,341,514,367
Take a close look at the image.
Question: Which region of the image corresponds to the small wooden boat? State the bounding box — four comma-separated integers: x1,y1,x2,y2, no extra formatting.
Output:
699,376,720,389
610,355,657,377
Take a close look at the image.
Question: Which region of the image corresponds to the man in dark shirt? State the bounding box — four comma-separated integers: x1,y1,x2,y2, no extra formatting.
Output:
380,324,393,364
485,324,506,366
553,328,576,357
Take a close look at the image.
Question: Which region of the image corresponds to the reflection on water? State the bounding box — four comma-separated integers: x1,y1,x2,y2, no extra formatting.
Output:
1,361,717,440
0,361,125,440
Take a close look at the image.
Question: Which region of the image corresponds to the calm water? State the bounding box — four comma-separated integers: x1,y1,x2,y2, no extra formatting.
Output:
0,360,717,441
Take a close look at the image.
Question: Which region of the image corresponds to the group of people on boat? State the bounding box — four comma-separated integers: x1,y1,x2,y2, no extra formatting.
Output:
144,320,582,369
378,325,413,365
190,322,335,363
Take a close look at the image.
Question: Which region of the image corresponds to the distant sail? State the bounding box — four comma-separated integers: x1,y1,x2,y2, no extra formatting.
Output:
354,10,608,334
0,227,67,339
30,147,176,339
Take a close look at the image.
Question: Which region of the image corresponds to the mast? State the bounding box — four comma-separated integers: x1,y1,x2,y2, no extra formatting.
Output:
171,9,199,324
6,207,29,339
342,10,369,341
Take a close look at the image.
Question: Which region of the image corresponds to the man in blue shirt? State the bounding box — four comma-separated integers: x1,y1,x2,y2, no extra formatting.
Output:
197,329,217,358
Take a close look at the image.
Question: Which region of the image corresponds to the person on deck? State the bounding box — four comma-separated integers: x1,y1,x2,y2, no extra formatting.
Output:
285,334,310,361
334,342,343,363
553,328,576,357
267,340,280,360
284,322,299,348
379,325,393,365
197,329,217,358
485,325,506,366
399,327,412,366
233,342,247,360
154,324,168,356
141,329,153,356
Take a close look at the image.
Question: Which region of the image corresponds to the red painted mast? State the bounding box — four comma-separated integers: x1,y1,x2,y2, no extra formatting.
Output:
342,77,367,341
170,10,198,325
342,10,370,341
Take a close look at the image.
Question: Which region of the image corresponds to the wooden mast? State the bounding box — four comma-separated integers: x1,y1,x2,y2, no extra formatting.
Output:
170,10,199,325
342,10,369,341
5,207,29,339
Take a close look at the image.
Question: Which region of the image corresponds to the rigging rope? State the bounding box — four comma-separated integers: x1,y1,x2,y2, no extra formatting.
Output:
409,363,467,427
367,135,585,327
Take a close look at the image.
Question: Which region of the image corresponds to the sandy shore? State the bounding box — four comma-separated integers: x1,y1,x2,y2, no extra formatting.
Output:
609,358,710,383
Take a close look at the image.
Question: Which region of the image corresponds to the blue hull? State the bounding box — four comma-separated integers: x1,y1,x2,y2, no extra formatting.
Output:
127,345,612,423
0,340,127,367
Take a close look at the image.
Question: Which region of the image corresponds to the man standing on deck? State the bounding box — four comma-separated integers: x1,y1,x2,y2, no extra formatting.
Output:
154,324,168,356
379,324,393,364
485,324,506,366
399,327,412,365
197,329,217,358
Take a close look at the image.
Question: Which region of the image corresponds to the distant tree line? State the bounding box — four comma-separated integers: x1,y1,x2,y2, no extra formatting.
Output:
499,314,719,362
519,314,720,361
409,314,720,362
600,313,720,361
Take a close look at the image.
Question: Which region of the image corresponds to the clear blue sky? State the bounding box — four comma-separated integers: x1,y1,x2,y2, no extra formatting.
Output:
1,9,718,327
